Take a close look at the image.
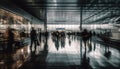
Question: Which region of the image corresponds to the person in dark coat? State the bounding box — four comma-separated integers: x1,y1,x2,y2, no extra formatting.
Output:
81,29,89,42
30,27,37,50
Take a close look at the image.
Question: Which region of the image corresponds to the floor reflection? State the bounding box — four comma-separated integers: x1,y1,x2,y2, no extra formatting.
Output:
0,34,120,69
52,35,66,51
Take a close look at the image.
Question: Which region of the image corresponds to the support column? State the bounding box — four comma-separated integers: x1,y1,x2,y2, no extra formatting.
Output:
44,8,47,32
80,4,83,31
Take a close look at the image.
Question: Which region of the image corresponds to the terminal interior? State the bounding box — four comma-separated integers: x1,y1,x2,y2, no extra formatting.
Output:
0,0,120,69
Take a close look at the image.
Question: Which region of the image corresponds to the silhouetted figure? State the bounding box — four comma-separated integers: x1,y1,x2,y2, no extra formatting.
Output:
81,29,89,42
61,31,65,37
44,31,49,37
7,28,14,52
30,27,37,51
38,29,41,42
88,31,92,42
93,31,96,36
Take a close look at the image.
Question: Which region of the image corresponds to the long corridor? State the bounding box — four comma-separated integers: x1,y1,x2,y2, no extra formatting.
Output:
0,0,120,69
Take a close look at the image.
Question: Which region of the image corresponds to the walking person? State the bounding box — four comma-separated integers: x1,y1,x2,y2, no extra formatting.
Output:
30,27,37,51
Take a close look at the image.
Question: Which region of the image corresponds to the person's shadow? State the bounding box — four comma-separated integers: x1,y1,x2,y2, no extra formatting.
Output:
54,36,60,51
88,41,92,52
104,44,111,59
81,40,92,69
30,50,37,62
43,35,48,52
93,42,96,51
69,39,71,46
38,36,48,69
61,37,65,48
33,35,48,69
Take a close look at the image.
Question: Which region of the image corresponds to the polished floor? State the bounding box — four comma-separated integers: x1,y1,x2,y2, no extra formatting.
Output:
0,35,120,69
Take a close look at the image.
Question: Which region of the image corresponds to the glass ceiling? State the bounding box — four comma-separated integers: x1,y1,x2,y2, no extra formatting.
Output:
47,0,79,24
46,0,120,24
8,0,120,24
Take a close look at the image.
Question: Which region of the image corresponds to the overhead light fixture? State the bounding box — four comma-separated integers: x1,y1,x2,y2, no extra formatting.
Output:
53,0,57,6
53,0,57,2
